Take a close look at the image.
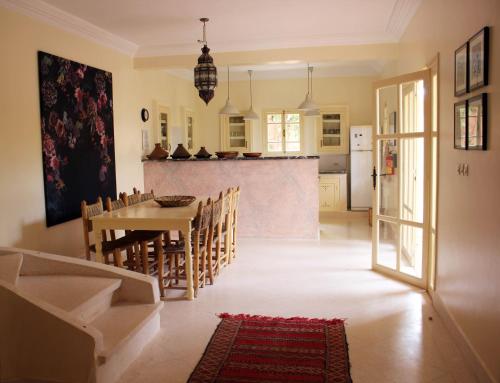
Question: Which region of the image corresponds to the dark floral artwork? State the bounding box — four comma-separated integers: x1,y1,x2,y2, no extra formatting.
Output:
38,51,116,226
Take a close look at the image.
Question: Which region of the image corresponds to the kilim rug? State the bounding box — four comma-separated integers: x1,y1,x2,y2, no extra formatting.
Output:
188,313,352,383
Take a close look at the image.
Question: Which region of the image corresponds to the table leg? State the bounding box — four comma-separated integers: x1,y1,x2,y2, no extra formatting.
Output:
182,224,194,300
94,228,104,263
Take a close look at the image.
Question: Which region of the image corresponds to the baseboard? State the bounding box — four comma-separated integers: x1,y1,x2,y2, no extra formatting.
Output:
431,291,496,383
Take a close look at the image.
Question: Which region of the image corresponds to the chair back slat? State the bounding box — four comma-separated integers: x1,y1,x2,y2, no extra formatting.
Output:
141,190,155,202
231,186,241,220
222,189,232,215
106,197,126,212
122,192,141,206
81,197,103,260
193,198,212,231
212,194,224,227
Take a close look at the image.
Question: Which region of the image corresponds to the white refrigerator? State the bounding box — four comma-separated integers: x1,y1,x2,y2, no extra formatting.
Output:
350,126,372,210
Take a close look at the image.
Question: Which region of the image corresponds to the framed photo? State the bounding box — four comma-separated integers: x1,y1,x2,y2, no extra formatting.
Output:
454,100,467,150
455,42,468,96
467,93,487,150
468,27,489,91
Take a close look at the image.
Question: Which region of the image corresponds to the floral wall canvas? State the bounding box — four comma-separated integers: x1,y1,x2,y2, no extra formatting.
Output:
38,51,116,226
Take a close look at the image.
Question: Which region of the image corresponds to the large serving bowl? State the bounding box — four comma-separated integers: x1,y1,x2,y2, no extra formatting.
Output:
154,195,196,208
215,151,238,159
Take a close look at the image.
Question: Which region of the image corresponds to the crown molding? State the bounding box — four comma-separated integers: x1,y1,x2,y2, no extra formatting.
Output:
136,33,398,58
386,0,422,39
0,0,138,56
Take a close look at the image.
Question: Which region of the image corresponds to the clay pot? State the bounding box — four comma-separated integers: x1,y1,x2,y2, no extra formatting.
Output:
171,143,191,159
147,143,169,160
194,146,212,159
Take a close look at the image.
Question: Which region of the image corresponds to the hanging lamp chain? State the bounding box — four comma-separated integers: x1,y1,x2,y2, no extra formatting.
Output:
227,66,230,99
309,66,314,97
197,17,209,45
249,70,253,107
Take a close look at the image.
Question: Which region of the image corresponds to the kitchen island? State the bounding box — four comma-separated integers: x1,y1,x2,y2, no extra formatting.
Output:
144,156,319,239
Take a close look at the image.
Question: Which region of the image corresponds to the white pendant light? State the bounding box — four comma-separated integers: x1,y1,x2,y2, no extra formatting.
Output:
298,65,319,111
219,66,240,115
243,70,259,120
304,108,320,117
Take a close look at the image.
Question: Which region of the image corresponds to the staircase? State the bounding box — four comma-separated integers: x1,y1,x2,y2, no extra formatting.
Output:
0,248,163,383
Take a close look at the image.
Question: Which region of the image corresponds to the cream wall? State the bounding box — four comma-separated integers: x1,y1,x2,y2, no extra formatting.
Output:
196,76,376,155
0,7,196,257
394,0,500,381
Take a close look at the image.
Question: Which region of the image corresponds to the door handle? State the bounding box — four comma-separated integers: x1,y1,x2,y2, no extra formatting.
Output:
372,167,377,190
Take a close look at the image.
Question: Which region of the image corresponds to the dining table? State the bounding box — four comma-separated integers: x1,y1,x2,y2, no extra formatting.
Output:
90,198,202,300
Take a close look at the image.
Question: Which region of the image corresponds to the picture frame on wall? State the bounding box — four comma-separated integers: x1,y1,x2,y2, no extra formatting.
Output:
468,27,489,92
454,100,467,150
454,42,468,96
467,93,487,150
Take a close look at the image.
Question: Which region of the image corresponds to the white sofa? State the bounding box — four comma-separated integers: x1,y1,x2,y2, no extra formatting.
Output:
0,247,163,383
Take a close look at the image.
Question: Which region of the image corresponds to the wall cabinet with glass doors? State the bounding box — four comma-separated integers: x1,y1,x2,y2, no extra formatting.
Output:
184,108,195,151
316,106,349,154
220,115,252,151
155,104,170,151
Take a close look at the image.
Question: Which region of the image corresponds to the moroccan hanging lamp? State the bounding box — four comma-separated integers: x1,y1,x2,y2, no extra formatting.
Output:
194,18,217,104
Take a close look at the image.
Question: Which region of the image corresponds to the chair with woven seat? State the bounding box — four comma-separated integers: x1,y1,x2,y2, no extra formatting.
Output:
207,194,224,284
81,197,137,267
105,196,170,296
215,188,233,270
163,198,212,297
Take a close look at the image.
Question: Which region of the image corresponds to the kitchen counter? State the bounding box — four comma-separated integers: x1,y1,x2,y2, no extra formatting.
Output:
144,157,319,239
143,155,319,162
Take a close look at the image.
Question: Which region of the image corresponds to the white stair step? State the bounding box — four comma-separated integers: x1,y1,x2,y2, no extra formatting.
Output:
16,275,122,322
93,302,163,383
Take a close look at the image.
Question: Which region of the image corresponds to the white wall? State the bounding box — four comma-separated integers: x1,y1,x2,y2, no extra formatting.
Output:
0,6,196,257
394,0,500,380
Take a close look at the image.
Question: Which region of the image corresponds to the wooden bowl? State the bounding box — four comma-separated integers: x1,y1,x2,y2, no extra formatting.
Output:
154,195,196,208
215,151,239,159
243,152,262,158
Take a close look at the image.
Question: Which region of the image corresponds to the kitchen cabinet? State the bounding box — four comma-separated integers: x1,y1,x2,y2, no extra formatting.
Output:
317,106,349,154
220,115,252,152
319,174,347,211
184,108,195,150
155,104,170,150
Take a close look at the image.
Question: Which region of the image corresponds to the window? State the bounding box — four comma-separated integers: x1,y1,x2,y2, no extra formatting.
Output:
264,110,302,153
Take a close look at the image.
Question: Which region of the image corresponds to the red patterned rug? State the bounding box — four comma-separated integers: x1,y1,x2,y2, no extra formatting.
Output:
188,314,352,383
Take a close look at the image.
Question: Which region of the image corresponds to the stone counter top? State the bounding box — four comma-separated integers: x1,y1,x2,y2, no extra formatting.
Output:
142,155,319,162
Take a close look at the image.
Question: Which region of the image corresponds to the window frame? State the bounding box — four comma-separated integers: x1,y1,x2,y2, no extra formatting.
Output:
262,109,305,155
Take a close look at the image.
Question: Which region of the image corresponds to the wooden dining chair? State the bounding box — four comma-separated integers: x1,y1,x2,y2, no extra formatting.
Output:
105,196,170,296
81,197,136,267
207,194,224,284
122,192,141,206
228,186,241,263
140,189,155,202
163,198,212,297
216,188,233,269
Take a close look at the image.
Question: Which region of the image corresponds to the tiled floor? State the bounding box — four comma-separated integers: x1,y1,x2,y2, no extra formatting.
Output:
118,214,477,383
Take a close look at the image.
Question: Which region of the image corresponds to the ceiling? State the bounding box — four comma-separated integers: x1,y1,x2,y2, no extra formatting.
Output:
2,0,421,77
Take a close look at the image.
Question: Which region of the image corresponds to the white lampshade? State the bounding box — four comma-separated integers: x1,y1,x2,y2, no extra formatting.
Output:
219,98,240,115
304,108,320,117
243,107,259,120
298,94,318,111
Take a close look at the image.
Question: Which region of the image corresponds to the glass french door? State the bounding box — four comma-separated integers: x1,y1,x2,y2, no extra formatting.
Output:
372,69,431,289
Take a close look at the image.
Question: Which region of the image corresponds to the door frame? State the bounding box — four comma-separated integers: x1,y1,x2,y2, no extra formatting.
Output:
371,68,432,289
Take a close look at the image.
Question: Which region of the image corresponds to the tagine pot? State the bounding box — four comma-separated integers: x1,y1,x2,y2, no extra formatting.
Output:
194,146,212,159
171,143,191,159
147,143,169,160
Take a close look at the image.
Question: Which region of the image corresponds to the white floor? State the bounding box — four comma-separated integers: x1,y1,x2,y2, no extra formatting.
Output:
118,214,477,383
